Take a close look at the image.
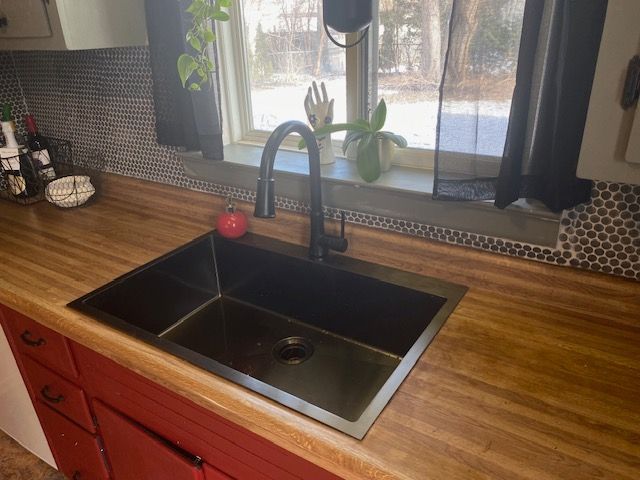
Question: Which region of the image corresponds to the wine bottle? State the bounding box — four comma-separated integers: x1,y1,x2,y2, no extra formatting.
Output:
25,114,55,181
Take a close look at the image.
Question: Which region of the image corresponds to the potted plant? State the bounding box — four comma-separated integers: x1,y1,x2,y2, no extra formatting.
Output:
177,0,230,91
173,0,231,159
300,99,407,182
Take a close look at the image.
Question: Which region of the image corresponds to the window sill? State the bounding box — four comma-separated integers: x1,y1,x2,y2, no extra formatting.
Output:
179,144,561,247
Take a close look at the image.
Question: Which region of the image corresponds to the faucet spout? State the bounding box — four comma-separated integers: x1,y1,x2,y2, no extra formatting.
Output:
254,120,347,260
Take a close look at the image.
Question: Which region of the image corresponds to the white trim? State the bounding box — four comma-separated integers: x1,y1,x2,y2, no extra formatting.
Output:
217,0,252,144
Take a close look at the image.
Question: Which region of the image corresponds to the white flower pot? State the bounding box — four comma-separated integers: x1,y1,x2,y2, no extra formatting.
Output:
378,137,395,172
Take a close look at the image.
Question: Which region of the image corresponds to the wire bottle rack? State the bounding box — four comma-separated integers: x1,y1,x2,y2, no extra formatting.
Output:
0,138,106,207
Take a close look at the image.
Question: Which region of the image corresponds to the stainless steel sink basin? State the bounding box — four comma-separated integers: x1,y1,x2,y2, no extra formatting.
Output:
70,232,466,439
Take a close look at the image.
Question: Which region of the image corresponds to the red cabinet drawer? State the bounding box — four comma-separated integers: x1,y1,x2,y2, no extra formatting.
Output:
35,401,109,480
2,306,78,378
204,464,233,480
22,355,95,432
73,342,339,480
94,400,205,480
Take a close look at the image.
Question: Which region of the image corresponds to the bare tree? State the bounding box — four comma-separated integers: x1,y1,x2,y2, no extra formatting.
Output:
420,0,442,83
275,0,318,79
313,0,326,76
447,0,481,84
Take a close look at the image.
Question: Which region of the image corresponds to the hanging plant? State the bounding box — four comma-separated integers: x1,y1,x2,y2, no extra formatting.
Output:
177,0,231,91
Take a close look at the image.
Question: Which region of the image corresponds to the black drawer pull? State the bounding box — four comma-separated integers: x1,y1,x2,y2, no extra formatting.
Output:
40,385,64,404
20,330,46,347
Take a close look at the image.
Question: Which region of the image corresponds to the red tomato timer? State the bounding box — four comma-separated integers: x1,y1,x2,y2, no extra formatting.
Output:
216,197,248,239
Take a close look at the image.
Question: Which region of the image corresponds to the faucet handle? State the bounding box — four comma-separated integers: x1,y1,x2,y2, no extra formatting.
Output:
317,211,348,254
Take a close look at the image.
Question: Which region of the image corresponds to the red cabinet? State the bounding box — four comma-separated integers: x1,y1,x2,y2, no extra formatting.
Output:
203,464,233,480
2,306,78,378
35,401,110,480
73,343,341,480
94,401,205,480
21,355,95,432
0,304,341,480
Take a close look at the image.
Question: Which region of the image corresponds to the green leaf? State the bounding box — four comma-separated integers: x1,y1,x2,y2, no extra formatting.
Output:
354,118,371,131
189,36,202,52
313,122,368,137
203,28,216,42
177,54,198,87
186,0,206,16
356,135,381,182
379,131,408,148
219,0,232,7
299,122,372,150
186,2,198,14
342,131,368,154
205,3,219,17
212,11,230,21
370,99,387,132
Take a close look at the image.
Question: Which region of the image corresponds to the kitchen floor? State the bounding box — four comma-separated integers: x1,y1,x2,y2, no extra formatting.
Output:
0,430,63,480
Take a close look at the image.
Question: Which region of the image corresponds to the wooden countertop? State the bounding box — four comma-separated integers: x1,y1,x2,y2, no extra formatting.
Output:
1,174,638,480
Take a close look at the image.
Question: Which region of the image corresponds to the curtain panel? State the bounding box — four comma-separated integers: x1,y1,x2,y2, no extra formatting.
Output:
433,0,608,212
144,0,224,160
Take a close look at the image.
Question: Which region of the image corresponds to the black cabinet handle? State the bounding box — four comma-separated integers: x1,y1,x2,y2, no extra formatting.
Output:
40,385,64,404
622,55,640,109
20,330,46,347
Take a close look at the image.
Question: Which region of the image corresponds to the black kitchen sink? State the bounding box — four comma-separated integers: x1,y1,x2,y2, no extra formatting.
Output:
69,232,466,439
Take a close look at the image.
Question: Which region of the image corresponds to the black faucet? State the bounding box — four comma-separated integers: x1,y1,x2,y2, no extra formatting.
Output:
254,120,348,260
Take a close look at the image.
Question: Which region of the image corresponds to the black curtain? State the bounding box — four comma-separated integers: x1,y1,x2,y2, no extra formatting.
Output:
433,0,608,213
144,0,224,160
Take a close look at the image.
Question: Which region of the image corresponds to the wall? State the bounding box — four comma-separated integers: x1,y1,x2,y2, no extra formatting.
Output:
1,48,638,281
0,53,27,136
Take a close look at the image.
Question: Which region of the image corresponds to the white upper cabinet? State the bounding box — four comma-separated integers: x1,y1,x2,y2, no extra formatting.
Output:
578,0,640,185
0,0,147,50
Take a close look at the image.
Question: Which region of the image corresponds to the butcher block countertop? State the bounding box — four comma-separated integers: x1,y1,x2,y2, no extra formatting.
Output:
0,174,638,480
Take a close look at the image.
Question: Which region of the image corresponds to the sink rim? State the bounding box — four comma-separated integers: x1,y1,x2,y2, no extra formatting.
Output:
68,231,467,439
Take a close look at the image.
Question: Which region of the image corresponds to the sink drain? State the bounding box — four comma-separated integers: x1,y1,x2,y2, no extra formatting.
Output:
273,337,314,365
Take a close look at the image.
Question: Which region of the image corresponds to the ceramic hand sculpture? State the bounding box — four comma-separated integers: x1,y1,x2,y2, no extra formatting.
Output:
304,81,335,165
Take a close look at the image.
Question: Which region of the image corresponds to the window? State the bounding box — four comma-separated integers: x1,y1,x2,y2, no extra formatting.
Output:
218,0,525,169
243,1,348,134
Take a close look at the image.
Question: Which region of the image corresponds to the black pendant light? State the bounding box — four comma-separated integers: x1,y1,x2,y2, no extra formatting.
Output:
323,0,372,49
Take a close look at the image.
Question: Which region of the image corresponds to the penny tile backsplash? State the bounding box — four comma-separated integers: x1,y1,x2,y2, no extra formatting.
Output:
0,48,638,281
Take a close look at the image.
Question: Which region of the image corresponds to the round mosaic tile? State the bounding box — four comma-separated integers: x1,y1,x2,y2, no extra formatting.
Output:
1,48,638,282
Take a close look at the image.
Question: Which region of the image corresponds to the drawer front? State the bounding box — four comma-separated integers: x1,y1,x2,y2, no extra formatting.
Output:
73,342,339,480
204,464,233,480
35,401,109,480
22,355,95,433
3,307,78,378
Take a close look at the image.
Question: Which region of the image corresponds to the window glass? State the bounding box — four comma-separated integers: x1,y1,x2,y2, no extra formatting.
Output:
376,0,524,155
243,0,347,135
240,0,526,161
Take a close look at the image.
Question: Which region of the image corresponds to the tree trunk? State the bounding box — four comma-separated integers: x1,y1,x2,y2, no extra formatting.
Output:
447,0,481,85
420,0,442,83
313,0,326,76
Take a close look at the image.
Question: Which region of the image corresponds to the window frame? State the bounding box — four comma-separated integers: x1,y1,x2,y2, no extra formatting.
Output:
217,0,436,169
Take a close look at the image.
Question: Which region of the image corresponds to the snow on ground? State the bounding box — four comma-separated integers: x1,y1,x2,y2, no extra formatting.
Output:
251,77,511,155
